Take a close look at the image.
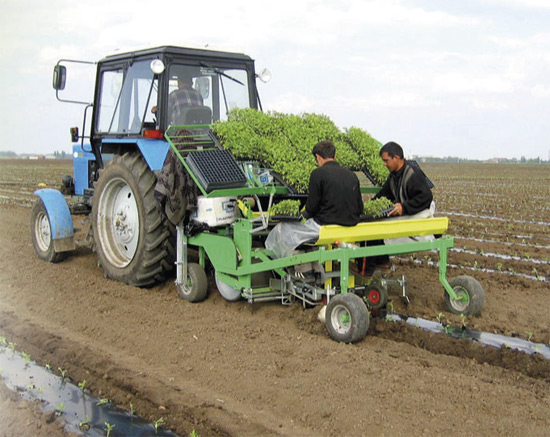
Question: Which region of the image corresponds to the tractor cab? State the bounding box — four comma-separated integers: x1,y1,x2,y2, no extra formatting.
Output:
53,46,268,196
91,46,261,142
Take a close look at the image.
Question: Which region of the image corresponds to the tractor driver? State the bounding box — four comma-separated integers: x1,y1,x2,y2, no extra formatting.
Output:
265,140,363,282
362,141,435,277
151,71,203,124
167,72,204,125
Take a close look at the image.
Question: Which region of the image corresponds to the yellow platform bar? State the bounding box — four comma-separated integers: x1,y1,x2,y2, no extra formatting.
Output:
316,217,449,245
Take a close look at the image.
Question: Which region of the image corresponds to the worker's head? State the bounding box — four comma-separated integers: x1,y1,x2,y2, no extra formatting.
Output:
380,141,405,173
312,140,336,167
177,71,195,88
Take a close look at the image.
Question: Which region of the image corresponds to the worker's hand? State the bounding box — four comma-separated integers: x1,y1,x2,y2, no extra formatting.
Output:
388,203,404,217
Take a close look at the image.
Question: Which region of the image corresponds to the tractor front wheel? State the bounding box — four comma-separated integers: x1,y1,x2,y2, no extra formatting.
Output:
444,275,485,316
325,293,370,343
30,199,66,263
91,153,172,287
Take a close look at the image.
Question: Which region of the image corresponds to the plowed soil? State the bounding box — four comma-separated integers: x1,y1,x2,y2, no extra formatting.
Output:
1,159,549,436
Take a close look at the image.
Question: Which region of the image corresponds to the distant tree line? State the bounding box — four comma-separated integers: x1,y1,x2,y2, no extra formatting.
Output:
415,156,549,164
0,150,69,159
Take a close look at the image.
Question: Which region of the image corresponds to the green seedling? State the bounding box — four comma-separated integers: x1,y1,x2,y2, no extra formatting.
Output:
524,252,531,260
129,402,135,417
387,301,394,313
55,402,65,415
22,351,31,364
26,382,35,390
154,417,165,433
78,379,86,392
45,364,51,371
190,430,200,437
97,398,110,407
527,331,534,341
58,367,67,381
460,313,467,328
0,336,6,345
105,422,115,437
79,416,91,430
8,342,16,352
496,262,503,272
436,312,446,325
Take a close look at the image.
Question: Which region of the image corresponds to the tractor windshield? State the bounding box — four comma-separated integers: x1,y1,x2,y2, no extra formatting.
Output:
167,63,251,125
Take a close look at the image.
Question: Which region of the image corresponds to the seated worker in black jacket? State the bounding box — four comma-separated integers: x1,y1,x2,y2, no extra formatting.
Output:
363,141,435,277
265,140,363,281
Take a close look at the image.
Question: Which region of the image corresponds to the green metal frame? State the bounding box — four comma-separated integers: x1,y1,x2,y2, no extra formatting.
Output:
187,217,460,301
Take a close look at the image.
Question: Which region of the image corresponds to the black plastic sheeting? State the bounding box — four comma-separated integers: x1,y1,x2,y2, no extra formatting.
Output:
387,314,550,360
0,345,178,436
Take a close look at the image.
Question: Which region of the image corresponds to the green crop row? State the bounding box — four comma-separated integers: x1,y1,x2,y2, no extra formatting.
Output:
213,109,389,193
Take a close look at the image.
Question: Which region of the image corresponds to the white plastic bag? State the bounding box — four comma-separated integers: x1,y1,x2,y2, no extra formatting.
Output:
265,218,321,259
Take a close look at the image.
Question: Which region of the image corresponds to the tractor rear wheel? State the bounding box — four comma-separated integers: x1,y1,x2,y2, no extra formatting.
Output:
444,275,485,316
91,153,172,287
325,293,369,343
30,199,66,263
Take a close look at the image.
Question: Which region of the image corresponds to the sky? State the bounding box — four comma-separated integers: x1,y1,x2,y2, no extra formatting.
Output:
1,0,550,160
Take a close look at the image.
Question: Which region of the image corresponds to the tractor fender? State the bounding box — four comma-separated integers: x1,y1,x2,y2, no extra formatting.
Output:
136,139,171,170
34,188,75,252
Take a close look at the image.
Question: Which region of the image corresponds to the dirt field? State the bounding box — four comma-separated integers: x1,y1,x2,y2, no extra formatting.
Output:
1,159,549,436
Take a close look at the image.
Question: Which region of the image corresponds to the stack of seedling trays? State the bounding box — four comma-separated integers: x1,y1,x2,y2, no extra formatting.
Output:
186,149,247,192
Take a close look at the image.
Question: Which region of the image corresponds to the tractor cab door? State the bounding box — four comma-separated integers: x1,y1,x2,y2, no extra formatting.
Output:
95,60,159,137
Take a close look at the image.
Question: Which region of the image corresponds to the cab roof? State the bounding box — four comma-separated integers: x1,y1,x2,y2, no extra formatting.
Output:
99,45,254,65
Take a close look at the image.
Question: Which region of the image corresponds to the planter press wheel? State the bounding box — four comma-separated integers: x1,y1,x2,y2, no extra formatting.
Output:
365,282,388,310
215,271,242,302
444,275,485,316
177,263,208,302
30,199,66,263
325,293,370,343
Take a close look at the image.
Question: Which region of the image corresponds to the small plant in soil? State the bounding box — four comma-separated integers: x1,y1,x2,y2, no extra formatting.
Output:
58,367,67,381
105,421,115,437
55,402,65,415
527,331,534,341
78,379,86,392
154,417,166,433
97,398,110,407
79,416,91,431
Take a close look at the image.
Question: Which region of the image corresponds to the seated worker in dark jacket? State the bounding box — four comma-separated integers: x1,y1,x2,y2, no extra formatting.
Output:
363,141,435,276
266,140,363,280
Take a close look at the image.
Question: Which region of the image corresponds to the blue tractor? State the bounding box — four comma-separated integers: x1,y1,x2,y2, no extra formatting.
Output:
31,46,269,287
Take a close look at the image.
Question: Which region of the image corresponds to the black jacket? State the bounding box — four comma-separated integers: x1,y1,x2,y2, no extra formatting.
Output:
374,161,433,215
304,161,363,226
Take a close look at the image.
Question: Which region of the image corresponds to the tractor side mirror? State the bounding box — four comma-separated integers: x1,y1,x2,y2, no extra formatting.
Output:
53,65,67,90
70,127,79,142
